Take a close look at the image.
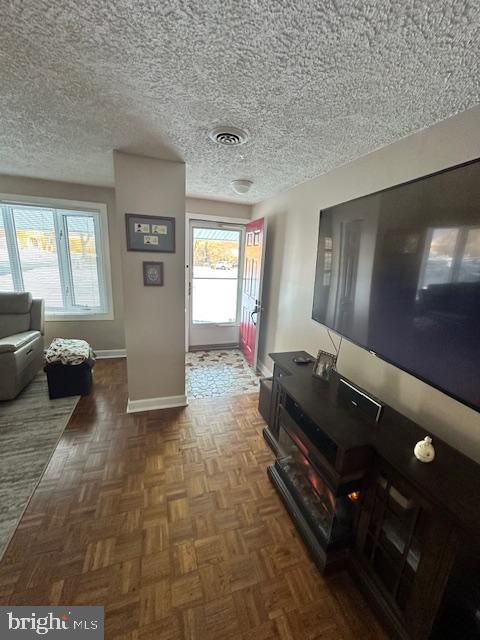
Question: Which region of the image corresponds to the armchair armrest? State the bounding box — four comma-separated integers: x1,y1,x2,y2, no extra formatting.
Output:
30,298,45,335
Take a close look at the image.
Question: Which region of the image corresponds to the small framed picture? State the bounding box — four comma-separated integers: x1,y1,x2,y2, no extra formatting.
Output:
312,349,337,382
152,224,168,235
143,261,164,286
143,235,159,246
126,214,175,253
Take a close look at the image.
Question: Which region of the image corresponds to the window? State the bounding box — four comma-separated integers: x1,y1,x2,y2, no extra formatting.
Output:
419,227,459,288
0,198,113,319
458,228,480,282
419,226,480,291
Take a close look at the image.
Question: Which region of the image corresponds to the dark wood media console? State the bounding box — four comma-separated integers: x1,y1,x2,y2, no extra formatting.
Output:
263,351,480,640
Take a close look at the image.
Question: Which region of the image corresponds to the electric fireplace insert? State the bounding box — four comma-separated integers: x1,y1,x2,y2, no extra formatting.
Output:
268,390,369,572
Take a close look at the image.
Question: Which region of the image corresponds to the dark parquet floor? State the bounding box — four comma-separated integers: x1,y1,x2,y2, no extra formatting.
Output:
0,359,387,639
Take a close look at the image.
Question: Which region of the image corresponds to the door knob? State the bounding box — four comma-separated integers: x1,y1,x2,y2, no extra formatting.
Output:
250,302,263,325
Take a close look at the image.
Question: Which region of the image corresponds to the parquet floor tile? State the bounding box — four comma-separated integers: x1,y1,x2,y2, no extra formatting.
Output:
0,359,387,639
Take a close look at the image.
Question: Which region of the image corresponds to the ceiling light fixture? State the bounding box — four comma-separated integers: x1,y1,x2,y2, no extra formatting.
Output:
209,126,249,146
231,179,253,195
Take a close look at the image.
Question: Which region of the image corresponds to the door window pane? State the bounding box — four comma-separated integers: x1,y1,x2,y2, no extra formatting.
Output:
192,279,238,323
0,214,13,291
192,228,240,277
192,227,241,324
13,206,64,309
66,215,101,308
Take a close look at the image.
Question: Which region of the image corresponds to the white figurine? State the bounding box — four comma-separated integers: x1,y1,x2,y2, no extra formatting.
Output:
414,436,435,463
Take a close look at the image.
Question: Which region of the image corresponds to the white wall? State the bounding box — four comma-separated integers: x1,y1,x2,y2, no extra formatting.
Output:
186,197,251,220
252,106,480,462
0,174,125,351
114,152,186,405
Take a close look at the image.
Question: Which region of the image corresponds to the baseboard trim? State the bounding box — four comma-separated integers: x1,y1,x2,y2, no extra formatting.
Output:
95,349,127,359
126,394,188,413
256,359,273,378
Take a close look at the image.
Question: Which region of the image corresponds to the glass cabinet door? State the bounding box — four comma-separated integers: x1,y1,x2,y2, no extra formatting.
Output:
354,459,461,640
357,463,431,613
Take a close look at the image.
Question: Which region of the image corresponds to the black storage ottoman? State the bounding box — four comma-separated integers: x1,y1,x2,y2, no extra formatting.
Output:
45,361,93,399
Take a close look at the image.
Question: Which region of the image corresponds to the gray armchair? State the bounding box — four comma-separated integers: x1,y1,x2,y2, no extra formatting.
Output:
0,292,44,401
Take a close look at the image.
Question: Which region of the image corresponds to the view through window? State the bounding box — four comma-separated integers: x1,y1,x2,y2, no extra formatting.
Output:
419,226,480,290
0,202,110,317
192,227,241,323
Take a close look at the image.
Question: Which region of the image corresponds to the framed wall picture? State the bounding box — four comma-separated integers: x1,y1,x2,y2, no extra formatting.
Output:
126,214,175,253
143,261,164,286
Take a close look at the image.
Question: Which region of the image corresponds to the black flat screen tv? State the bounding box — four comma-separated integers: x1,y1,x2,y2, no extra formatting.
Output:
312,159,480,412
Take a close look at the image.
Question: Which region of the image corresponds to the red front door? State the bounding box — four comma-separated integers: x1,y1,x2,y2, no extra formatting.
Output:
240,218,266,366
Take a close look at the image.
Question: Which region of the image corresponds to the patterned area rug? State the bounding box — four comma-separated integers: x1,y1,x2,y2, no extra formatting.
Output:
0,373,79,560
186,349,260,400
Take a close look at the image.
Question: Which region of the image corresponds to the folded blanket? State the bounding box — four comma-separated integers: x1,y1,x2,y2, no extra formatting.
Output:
45,338,92,366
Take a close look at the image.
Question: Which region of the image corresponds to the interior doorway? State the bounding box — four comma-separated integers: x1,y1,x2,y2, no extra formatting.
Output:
187,220,245,349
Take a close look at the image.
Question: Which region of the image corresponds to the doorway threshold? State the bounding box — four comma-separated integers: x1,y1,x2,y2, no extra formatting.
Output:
189,343,239,352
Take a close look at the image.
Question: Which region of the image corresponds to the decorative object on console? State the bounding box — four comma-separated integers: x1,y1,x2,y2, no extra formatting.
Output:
125,213,176,253
312,349,337,381
414,435,435,463
143,261,164,286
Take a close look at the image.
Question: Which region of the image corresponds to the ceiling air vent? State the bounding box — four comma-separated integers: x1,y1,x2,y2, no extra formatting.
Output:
209,126,248,146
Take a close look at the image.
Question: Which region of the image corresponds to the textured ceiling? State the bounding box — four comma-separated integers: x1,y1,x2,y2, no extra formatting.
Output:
0,1,479,203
